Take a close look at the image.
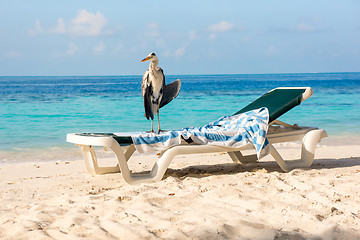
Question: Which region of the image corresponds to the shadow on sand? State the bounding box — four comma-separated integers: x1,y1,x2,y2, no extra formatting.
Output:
194,224,360,240
163,157,360,180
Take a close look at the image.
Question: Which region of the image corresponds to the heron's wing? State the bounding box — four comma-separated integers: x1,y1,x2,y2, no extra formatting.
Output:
159,79,181,108
141,70,149,97
142,70,154,120
159,67,165,86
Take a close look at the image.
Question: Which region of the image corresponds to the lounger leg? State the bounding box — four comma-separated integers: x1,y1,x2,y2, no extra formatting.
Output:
228,151,258,164
111,144,232,184
269,129,327,172
79,145,120,175
110,142,172,184
300,129,327,166
269,144,291,172
80,145,97,175
111,143,163,184
124,144,136,161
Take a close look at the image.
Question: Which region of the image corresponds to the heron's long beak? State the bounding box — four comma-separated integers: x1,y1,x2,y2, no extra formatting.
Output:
141,56,152,62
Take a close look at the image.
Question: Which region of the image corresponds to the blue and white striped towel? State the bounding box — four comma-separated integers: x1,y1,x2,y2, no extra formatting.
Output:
131,107,270,159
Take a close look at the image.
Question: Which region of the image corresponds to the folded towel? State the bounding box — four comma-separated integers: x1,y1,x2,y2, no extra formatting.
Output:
131,107,270,159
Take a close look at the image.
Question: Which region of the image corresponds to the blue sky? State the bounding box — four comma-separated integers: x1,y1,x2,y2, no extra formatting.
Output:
0,0,359,75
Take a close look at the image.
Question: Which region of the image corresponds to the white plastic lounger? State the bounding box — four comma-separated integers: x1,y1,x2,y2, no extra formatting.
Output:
66,87,327,184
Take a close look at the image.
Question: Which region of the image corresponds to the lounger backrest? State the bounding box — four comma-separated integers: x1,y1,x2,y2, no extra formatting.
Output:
234,88,307,123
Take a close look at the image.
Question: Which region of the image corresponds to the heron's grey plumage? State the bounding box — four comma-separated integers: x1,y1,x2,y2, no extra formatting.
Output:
141,52,181,132
160,79,181,108
141,68,165,120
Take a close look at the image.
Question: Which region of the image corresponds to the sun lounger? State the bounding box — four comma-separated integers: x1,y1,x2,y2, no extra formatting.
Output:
66,87,327,184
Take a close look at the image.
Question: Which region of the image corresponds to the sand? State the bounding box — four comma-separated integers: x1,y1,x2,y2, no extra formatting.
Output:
0,143,359,239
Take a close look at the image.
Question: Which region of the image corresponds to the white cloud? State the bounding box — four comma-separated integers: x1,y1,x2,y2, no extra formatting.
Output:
93,41,106,55
208,20,234,33
265,45,279,56
28,20,43,36
145,22,160,38
188,30,198,40
47,9,108,37
241,35,252,43
293,45,306,56
208,20,235,40
175,44,187,57
51,18,66,34
296,23,316,33
67,43,79,56
115,43,123,52
209,33,217,40
68,10,107,36
163,50,171,58
5,50,22,58
164,42,189,58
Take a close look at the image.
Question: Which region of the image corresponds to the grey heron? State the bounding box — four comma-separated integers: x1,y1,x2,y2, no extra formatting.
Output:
141,52,181,133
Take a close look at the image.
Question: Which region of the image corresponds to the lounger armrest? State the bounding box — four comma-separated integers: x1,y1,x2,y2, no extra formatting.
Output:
66,133,119,148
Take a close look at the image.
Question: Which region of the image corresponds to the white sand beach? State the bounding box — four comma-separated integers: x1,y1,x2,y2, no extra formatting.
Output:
0,143,359,239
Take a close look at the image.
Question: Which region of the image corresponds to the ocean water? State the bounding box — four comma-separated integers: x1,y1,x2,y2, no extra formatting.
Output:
0,73,360,163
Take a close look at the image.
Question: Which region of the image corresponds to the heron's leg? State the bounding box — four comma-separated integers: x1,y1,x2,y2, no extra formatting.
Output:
157,108,161,133
151,119,154,133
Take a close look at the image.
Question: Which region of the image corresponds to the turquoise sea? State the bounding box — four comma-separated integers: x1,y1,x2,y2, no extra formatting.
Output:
0,72,359,163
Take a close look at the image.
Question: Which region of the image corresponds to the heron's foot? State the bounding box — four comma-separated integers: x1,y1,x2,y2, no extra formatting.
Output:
157,129,166,134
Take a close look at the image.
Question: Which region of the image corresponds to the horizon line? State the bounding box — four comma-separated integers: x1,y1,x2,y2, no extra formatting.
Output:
1,71,360,78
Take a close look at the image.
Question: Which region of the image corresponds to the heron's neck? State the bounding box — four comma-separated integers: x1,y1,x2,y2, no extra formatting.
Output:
149,60,159,70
